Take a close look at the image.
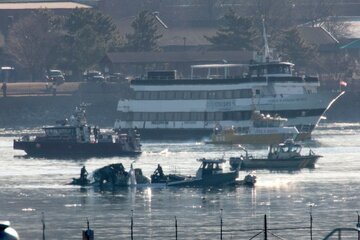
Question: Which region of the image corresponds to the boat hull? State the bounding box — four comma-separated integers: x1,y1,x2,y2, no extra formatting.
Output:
210,132,296,145
13,140,141,157
237,155,320,170
115,91,344,140
167,171,238,187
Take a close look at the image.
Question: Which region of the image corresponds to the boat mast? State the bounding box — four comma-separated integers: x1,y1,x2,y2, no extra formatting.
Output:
262,18,270,62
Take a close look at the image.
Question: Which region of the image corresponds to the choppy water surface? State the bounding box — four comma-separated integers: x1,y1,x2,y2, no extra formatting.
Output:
1,123,360,239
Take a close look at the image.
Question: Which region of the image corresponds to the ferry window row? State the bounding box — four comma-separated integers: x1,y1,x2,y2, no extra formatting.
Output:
118,109,325,122
134,89,253,100
118,111,253,121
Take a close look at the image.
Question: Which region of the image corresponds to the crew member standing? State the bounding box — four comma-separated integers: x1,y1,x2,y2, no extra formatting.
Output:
80,166,88,181
1,82,7,97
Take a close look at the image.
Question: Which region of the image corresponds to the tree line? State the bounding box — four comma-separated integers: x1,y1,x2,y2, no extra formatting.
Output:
3,7,351,81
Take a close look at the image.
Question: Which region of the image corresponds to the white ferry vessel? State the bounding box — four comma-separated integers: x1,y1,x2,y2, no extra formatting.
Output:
114,61,343,139
114,22,343,140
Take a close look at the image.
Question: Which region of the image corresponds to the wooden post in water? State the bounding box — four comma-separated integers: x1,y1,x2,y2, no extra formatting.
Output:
220,209,223,240
175,216,178,240
41,212,45,240
131,210,134,240
82,218,94,240
310,206,313,240
264,214,267,240
357,212,360,240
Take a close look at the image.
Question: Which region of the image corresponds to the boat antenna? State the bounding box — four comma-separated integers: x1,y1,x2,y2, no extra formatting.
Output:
262,18,270,61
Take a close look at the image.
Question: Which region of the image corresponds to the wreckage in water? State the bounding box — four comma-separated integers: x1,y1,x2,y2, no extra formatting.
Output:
72,159,256,188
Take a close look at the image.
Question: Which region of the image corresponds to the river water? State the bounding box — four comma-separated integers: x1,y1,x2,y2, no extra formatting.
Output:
1,123,360,239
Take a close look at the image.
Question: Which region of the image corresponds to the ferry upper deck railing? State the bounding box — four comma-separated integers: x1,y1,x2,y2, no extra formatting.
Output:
190,63,247,79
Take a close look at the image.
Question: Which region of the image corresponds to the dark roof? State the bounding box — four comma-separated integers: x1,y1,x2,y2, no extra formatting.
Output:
103,51,253,64
0,2,91,9
158,27,215,46
297,26,339,45
115,16,216,47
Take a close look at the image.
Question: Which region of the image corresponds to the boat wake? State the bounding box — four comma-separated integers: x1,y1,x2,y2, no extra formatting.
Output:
143,148,172,156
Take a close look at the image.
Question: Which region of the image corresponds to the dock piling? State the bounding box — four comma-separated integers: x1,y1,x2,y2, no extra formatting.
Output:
175,216,178,240
264,214,267,240
131,210,134,240
82,218,94,240
310,205,313,240
220,209,223,240
357,211,360,240
41,212,45,240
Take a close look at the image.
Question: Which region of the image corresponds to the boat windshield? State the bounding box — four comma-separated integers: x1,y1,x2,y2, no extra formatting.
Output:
249,63,293,77
278,144,301,153
252,111,287,128
44,127,76,137
253,118,285,128
201,161,223,171
190,64,247,79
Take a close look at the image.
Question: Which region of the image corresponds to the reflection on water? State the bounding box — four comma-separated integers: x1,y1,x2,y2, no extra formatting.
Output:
1,123,360,239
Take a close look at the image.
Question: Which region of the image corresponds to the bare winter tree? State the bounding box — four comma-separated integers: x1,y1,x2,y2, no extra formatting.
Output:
298,0,349,38
7,10,62,81
250,0,295,31
245,0,296,50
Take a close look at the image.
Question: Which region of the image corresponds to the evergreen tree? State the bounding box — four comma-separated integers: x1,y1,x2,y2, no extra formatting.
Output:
276,28,317,68
205,9,256,50
124,10,163,52
62,8,123,76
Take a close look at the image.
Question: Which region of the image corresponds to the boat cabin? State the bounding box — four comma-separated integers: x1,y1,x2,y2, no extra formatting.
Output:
41,126,78,141
251,111,287,128
249,62,294,77
196,158,226,178
268,140,302,159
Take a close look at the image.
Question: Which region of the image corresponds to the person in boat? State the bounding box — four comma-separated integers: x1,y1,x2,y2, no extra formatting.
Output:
214,123,222,135
151,164,166,183
154,164,164,177
1,82,7,97
93,126,99,140
80,166,88,181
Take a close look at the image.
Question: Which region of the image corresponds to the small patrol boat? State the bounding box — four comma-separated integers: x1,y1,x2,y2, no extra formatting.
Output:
151,158,256,187
13,104,141,157
230,139,321,171
209,111,299,145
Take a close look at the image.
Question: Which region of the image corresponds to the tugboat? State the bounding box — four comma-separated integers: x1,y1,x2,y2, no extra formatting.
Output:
13,104,141,157
230,139,321,171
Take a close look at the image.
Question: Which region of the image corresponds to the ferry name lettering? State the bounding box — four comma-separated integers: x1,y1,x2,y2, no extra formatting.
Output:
207,100,235,110
269,98,306,103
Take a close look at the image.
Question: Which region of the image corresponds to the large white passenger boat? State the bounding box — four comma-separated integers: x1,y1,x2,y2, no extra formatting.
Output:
114,22,343,140
114,60,343,139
